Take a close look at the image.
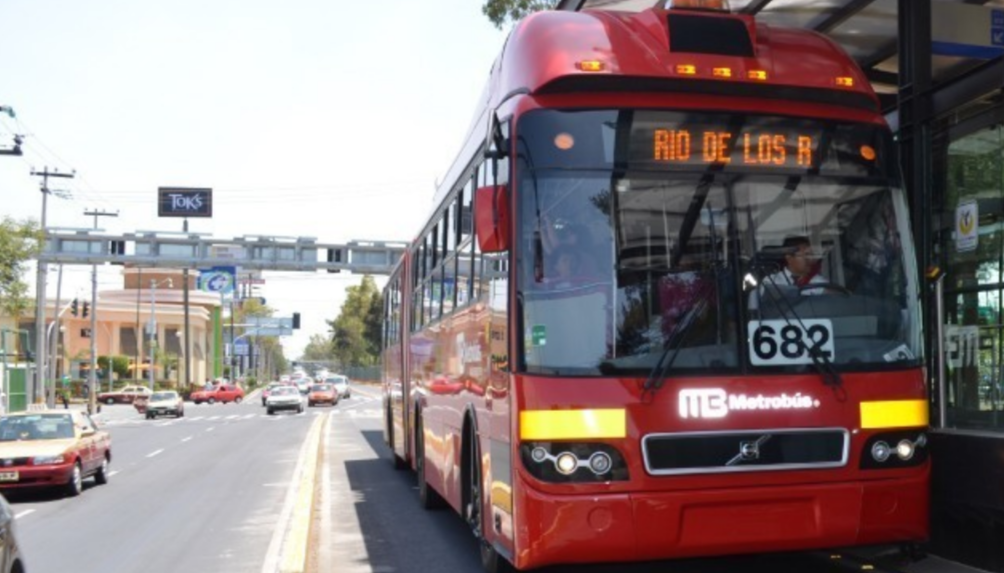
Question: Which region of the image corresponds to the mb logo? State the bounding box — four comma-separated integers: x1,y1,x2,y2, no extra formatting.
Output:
678,388,728,419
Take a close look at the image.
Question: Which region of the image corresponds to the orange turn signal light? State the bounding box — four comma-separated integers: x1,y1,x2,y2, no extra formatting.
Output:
860,145,876,161
676,64,697,75
576,60,605,72
667,0,731,11
747,70,768,81
712,67,732,78
835,76,855,87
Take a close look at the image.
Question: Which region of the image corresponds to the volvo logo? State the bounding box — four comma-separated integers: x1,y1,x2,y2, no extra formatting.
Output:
739,441,761,461
726,434,772,466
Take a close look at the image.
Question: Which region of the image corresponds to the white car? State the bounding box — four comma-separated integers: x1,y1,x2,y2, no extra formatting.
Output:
326,375,351,399
266,386,303,415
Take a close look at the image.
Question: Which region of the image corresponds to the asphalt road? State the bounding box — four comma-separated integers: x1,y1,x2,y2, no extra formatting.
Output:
5,385,912,573
10,397,320,573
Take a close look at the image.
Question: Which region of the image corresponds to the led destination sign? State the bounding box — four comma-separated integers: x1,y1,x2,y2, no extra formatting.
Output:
517,109,891,179
652,130,818,168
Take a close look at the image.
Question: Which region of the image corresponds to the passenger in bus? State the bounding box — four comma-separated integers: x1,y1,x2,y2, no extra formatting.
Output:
749,235,827,312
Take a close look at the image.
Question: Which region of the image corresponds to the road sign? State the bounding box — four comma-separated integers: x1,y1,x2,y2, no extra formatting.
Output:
233,340,249,356
247,316,293,329
254,327,293,337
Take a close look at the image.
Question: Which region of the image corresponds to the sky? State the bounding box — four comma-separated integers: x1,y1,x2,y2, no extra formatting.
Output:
0,0,509,359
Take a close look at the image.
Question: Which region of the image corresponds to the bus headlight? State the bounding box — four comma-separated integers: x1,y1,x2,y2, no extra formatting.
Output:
871,441,891,462
896,439,916,461
520,442,629,483
555,452,578,475
860,431,929,469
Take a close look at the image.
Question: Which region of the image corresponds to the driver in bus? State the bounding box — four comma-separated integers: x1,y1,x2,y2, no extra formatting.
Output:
749,235,827,312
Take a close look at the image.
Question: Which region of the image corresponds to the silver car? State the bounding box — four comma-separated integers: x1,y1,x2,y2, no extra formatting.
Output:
326,375,351,399
266,386,303,415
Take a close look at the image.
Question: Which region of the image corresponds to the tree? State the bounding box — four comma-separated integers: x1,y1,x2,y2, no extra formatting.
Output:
0,217,42,318
328,276,383,367
482,0,558,29
301,334,333,361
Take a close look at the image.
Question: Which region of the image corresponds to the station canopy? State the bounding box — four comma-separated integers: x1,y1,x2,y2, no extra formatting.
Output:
555,0,1004,112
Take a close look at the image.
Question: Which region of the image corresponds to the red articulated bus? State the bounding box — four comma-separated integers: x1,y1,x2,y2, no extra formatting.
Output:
382,1,929,571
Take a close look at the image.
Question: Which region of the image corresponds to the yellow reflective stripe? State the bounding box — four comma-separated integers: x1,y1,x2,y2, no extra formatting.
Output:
860,400,929,429
520,409,626,440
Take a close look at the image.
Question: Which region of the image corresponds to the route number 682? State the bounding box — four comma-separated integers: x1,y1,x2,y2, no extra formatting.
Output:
748,319,835,366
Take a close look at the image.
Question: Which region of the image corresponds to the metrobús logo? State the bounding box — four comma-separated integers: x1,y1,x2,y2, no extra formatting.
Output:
678,388,821,419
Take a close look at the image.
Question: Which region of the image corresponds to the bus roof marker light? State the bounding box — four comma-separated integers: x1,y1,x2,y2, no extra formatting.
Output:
712,67,732,79
835,76,855,87
676,64,697,76
666,0,731,12
747,70,768,81
576,60,605,72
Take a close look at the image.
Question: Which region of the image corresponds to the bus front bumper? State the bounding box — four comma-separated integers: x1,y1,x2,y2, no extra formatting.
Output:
515,470,928,569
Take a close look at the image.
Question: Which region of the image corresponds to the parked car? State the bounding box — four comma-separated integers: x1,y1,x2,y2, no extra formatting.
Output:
97,384,152,405
261,382,284,406
327,375,351,399
0,493,25,572
0,409,111,497
266,386,303,415
190,384,245,405
308,383,338,407
144,391,185,419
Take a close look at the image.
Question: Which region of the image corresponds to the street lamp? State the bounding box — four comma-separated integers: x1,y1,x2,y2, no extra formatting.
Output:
148,279,172,390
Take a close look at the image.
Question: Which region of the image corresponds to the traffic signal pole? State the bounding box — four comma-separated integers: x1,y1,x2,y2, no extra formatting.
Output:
84,209,118,414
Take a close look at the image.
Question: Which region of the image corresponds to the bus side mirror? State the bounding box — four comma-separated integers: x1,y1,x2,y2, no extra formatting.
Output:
475,185,510,253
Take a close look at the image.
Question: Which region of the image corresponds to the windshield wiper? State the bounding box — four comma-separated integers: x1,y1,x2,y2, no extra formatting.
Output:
641,269,717,400
756,277,843,389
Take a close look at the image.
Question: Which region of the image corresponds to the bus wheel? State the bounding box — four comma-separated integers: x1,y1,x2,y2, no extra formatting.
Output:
416,419,445,510
467,433,513,573
388,405,407,471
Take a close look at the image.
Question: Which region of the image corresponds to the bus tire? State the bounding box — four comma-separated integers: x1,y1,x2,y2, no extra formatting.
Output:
416,417,445,510
465,430,513,573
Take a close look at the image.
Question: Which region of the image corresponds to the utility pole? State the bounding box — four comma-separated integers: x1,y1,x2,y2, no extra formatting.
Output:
31,168,74,404
84,209,118,414
182,219,191,392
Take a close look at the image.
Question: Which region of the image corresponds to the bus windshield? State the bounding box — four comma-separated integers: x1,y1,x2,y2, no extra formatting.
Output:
515,109,922,376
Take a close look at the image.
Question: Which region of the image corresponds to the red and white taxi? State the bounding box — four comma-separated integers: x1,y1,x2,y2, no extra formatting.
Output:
0,409,111,497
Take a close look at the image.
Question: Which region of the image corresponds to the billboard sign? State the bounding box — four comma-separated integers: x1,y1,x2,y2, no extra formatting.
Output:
158,187,212,218
198,266,237,294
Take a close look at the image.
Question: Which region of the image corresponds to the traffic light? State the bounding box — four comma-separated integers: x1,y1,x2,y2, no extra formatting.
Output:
292,312,301,329
82,301,90,319
70,298,79,317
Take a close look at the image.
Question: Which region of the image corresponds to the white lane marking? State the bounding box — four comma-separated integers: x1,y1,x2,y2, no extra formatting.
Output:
108,470,121,477
226,415,240,420
14,510,35,519
147,449,164,458
206,427,215,432
208,416,221,421
242,414,256,419
188,416,205,421
181,436,193,443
